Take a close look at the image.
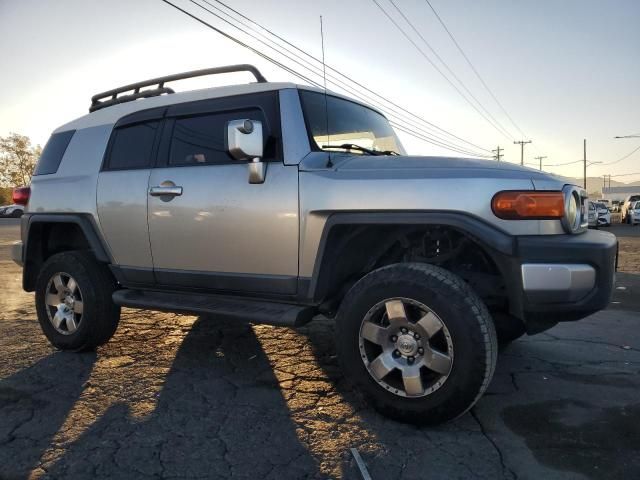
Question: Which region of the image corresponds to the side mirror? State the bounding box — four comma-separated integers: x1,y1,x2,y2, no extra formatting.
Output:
226,119,266,184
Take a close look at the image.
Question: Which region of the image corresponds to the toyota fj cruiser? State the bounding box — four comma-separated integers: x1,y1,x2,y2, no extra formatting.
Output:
12,65,617,424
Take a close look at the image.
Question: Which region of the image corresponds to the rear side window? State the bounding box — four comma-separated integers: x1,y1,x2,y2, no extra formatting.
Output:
169,109,265,166
34,130,75,175
105,121,159,170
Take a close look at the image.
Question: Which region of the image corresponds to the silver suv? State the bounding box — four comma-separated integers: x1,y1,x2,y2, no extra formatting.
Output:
12,65,617,424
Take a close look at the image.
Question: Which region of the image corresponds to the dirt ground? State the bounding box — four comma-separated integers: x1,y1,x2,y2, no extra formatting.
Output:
1,219,640,479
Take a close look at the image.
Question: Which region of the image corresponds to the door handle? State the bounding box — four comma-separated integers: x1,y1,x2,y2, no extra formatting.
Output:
149,185,183,197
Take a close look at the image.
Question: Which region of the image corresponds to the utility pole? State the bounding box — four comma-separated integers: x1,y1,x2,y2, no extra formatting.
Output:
583,139,587,189
492,146,503,161
534,156,547,171
513,140,532,166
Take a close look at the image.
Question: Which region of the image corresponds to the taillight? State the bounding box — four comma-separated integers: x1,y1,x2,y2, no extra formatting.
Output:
491,191,564,220
12,186,30,206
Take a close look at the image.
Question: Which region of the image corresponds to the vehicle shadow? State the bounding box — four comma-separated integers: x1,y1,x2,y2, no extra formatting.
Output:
293,318,511,479
0,351,96,479
39,315,319,479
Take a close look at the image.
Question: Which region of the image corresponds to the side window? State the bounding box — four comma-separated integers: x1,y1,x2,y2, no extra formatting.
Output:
105,121,159,170
169,109,265,166
34,130,75,175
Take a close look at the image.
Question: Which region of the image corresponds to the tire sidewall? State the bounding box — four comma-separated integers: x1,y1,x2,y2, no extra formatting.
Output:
35,252,106,351
337,264,494,423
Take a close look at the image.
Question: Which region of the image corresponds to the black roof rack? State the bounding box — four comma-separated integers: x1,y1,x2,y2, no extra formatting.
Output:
89,64,267,112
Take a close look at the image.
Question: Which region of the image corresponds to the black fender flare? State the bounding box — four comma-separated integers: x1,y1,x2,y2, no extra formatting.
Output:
306,211,518,307
22,213,112,291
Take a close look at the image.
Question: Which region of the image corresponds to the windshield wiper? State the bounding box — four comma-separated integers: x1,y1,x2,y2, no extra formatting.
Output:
322,143,382,156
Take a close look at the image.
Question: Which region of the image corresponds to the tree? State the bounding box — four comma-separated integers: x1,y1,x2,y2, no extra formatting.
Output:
0,133,41,187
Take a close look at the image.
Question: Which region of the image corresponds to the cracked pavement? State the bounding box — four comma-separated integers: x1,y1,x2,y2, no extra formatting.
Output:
1,219,639,479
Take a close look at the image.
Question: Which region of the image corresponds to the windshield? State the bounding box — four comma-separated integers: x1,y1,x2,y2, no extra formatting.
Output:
298,90,404,155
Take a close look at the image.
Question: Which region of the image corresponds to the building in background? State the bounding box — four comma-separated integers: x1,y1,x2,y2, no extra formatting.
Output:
601,186,640,202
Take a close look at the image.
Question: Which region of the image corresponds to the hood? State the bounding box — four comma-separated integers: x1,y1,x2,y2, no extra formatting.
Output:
300,153,566,185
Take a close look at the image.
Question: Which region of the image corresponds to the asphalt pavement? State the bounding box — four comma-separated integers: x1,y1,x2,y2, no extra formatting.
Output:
1,218,639,479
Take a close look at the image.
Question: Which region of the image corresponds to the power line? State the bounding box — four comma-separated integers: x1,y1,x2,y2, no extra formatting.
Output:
165,0,493,157
208,0,493,155
543,159,582,167
423,0,528,141
370,0,515,141
598,144,640,166
191,0,491,157
386,0,515,140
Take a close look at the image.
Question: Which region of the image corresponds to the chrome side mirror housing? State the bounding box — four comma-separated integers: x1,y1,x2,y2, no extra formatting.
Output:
226,119,266,184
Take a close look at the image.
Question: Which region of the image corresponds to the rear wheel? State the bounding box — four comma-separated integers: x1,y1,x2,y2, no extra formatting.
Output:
35,251,120,351
335,263,497,424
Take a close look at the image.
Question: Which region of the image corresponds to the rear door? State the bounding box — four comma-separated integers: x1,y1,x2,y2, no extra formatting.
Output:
147,91,299,295
97,108,164,285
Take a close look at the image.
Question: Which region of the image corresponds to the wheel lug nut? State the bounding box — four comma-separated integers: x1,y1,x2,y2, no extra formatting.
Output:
401,327,408,334
418,347,424,355
414,333,420,340
407,356,415,364
393,350,401,358
390,335,398,342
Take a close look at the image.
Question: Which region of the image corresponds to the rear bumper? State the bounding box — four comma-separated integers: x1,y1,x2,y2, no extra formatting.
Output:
502,230,617,332
11,241,23,267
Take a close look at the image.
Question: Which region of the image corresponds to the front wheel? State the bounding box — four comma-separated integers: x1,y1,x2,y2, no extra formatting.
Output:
35,251,121,351
335,263,497,425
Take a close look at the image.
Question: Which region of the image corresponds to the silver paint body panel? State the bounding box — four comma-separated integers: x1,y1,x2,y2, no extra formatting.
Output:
297,153,565,277
147,162,299,277
97,169,153,268
521,264,595,301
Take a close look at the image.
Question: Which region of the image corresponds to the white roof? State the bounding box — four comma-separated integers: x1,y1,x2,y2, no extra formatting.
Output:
55,82,383,133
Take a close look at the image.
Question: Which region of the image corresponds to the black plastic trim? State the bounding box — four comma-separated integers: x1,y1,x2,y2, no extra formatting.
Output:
22,213,113,291
110,266,155,286
307,211,514,301
515,230,617,323
154,268,298,295
26,214,111,262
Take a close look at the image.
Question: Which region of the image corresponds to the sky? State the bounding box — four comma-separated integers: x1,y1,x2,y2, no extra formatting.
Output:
1,0,639,182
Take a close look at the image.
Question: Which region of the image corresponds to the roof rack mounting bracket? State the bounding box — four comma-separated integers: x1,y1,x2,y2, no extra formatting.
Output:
89,64,267,112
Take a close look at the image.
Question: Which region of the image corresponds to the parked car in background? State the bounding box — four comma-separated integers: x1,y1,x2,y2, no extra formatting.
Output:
628,201,640,225
0,204,24,218
595,202,611,227
587,201,598,228
611,200,621,213
622,195,640,223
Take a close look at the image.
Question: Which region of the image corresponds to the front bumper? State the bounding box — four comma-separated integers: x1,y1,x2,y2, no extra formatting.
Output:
11,241,23,267
503,230,617,332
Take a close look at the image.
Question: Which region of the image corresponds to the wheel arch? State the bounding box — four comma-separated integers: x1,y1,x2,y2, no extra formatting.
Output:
306,212,519,314
22,214,112,291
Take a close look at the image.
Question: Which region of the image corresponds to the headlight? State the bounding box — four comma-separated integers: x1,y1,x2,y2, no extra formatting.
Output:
561,185,586,233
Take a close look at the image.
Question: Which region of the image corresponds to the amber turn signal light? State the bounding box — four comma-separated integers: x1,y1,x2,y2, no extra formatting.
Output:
491,191,564,220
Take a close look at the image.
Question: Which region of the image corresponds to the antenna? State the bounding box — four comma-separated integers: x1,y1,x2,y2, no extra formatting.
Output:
320,15,333,168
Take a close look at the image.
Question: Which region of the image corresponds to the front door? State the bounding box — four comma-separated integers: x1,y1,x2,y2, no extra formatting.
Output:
147,92,299,295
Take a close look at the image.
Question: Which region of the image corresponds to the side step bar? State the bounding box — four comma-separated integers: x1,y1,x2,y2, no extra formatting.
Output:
112,289,316,327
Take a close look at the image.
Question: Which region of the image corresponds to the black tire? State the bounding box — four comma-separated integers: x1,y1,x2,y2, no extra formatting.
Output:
492,312,526,348
35,251,120,351
335,263,497,425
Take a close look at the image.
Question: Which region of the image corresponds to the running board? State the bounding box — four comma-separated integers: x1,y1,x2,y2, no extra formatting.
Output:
112,289,316,327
